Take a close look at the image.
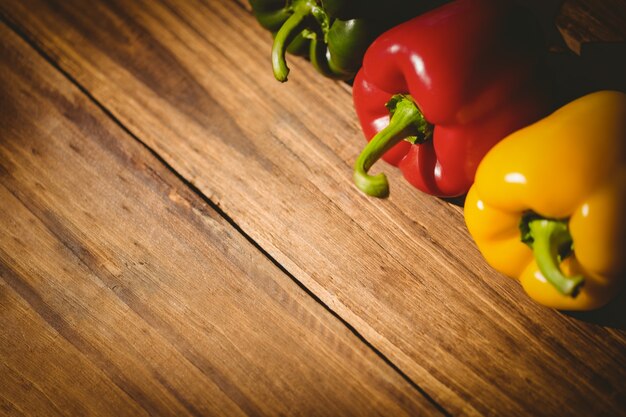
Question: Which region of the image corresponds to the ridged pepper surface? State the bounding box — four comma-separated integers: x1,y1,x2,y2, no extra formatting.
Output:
465,91,626,310
352,0,553,198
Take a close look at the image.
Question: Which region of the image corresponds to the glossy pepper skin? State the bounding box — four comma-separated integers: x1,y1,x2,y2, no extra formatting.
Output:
248,0,310,59
465,91,626,311
353,0,553,198
248,0,440,82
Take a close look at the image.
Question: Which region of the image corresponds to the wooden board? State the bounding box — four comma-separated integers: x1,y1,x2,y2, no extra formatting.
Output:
557,0,626,54
1,0,625,415
0,23,443,417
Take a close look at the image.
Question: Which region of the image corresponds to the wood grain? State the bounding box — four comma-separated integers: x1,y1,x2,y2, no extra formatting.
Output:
557,0,626,54
1,0,624,416
0,23,443,417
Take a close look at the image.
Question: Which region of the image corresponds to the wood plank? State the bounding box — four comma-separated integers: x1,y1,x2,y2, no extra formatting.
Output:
557,0,626,54
0,23,443,417
2,0,624,415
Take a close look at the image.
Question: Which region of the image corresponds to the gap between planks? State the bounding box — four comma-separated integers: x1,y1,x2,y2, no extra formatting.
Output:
0,16,452,417
3,0,623,414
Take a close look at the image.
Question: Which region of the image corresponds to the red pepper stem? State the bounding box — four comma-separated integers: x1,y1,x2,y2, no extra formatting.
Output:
528,219,584,296
353,94,431,198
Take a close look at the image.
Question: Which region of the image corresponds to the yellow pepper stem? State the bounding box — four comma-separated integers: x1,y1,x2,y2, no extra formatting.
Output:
526,218,584,297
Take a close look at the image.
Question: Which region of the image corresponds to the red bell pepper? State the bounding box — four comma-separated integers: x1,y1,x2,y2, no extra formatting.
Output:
353,0,553,198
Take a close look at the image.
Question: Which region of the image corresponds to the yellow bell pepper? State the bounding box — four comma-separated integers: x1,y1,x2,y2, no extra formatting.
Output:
465,91,626,310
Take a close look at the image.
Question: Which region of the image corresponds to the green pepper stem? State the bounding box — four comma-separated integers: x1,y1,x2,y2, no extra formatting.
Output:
353,95,432,198
271,6,311,82
528,218,584,296
309,37,351,80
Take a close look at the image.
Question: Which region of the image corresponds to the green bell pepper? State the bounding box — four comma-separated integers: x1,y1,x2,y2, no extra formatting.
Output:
248,0,443,82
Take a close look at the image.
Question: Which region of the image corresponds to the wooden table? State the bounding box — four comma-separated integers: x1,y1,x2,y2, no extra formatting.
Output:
1,1,624,416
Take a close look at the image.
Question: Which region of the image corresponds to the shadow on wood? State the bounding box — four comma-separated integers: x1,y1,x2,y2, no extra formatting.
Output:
548,42,626,104
565,288,626,330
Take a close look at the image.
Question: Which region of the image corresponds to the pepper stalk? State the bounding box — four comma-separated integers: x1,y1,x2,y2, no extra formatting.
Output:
353,94,433,198
520,214,584,296
271,0,329,82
